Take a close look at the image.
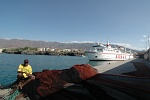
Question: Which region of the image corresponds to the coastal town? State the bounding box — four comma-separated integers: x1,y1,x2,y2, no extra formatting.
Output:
0,47,85,56
0,46,146,58
0,39,144,57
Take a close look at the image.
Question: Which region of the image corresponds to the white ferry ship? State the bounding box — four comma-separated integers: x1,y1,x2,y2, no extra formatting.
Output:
84,40,134,61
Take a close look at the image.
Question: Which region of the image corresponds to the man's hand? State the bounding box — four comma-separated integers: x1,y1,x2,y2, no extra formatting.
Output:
28,74,35,80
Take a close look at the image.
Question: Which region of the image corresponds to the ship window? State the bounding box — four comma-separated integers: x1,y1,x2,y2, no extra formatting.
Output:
95,56,97,58
97,49,102,51
116,51,119,53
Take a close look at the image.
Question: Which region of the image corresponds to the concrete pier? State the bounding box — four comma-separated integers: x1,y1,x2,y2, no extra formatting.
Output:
94,58,150,77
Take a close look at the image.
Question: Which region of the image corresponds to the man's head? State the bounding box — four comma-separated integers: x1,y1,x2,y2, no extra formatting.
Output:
24,59,29,66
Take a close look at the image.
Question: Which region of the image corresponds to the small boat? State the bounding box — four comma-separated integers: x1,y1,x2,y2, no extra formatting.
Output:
84,39,134,61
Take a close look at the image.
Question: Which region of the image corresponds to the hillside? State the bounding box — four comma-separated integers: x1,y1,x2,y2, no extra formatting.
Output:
0,39,139,53
0,39,94,50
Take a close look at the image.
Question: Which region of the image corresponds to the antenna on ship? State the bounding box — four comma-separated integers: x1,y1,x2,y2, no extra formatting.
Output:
107,38,111,48
98,33,101,45
107,38,110,46
98,37,100,45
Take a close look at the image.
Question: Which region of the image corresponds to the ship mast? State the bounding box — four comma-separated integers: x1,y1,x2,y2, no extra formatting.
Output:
98,37,100,45
107,38,111,48
107,38,109,46
98,33,100,45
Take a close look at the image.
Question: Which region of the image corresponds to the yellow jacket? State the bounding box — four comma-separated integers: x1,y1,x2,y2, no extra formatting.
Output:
18,64,32,78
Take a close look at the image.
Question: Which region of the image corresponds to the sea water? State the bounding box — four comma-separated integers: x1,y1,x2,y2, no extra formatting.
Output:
0,54,113,85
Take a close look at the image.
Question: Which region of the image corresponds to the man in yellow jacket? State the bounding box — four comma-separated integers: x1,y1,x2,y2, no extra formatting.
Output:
17,59,35,89
11,59,35,99
17,59,33,79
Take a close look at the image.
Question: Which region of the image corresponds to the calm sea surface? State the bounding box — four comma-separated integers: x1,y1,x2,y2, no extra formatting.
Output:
0,54,116,85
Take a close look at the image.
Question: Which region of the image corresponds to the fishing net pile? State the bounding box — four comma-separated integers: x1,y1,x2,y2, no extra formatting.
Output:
1,63,150,100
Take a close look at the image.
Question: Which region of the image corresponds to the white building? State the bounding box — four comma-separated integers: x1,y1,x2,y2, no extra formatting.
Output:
0,48,2,53
144,49,150,61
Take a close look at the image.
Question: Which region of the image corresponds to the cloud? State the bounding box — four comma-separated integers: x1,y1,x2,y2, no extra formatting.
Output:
112,42,146,51
112,43,132,48
140,39,145,42
142,35,150,43
143,35,150,39
2,38,23,40
64,41,95,43
143,35,147,38
65,41,145,51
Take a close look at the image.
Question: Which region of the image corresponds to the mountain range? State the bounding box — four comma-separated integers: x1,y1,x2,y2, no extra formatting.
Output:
0,39,93,50
0,39,139,52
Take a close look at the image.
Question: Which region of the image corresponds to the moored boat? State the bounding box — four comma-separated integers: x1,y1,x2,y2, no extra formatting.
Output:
84,39,134,61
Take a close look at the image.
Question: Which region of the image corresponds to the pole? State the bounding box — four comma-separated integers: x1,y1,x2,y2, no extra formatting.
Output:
146,42,147,50
148,36,150,49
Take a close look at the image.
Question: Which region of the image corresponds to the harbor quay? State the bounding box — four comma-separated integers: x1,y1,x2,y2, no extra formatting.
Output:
94,58,150,77
94,58,141,74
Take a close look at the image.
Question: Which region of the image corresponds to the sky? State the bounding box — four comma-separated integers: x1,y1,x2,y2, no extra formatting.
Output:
0,0,150,51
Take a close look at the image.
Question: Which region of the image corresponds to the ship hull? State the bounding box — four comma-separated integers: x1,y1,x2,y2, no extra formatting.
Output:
85,51,133,61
